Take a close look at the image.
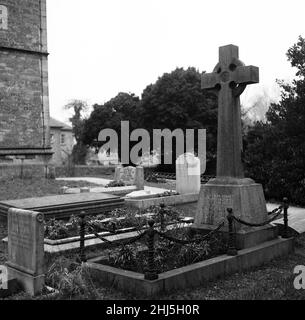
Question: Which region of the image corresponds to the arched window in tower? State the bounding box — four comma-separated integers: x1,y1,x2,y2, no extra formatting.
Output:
0,5,8,30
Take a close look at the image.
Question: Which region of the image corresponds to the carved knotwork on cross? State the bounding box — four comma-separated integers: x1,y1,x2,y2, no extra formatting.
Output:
202,45,259,178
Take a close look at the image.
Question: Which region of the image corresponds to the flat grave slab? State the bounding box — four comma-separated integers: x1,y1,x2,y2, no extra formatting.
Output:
0,193,124,219
125,193,199,210
125,186,170,198
56,177,112,185
63,186,137,196
61,185,170,199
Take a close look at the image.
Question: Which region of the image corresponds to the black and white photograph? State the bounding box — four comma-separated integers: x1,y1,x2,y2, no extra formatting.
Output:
0,0,305,308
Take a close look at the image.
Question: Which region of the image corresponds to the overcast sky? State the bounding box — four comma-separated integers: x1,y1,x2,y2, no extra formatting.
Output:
47,0,305,123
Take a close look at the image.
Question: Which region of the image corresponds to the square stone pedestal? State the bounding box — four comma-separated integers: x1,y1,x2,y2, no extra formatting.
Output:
192,177,278,249
7,265,45,296
195,177,268,229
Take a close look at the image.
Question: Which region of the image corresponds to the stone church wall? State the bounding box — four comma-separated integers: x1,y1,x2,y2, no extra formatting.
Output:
0,0,51,157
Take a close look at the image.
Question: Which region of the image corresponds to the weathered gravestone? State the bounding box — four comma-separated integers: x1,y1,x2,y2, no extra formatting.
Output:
176,153,201,195
194,45,272,246
114,165,144,190
6,208,45,296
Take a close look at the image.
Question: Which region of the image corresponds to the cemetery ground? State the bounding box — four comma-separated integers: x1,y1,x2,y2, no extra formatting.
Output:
0,177,305,300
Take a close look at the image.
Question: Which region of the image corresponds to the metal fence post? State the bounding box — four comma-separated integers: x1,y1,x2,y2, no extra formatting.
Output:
227,208,238,256
79,211,87,263
282,197,289,239
145,219,158,281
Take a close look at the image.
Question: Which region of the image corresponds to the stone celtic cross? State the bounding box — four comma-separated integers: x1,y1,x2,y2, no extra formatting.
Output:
202,45,259,178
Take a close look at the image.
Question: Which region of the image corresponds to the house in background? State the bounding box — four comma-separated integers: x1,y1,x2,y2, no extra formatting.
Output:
50,118,75,166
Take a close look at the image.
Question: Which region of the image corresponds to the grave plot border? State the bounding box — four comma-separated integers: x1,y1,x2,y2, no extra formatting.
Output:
85,237,294,297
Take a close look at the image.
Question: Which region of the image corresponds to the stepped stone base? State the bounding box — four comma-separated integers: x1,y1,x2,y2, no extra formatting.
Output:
193,177,277,250
191,223,279,250
194,177,268,232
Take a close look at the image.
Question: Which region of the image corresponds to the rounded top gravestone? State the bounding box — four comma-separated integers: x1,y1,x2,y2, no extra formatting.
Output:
176,153,201,195
6,208,45,296
7,208,44,276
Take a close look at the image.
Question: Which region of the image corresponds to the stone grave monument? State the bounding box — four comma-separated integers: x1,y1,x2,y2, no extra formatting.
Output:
0,192,124,219
176,153,201,195
194,44,276,248
114,165,144,190
6,208,45,296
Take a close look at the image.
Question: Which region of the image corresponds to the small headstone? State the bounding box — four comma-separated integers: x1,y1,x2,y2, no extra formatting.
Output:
114,165,144,189
176,153,201,195
135,166,144,190
6,208,45,296
120,166,136,185
80,187,90,193
114,164,123,182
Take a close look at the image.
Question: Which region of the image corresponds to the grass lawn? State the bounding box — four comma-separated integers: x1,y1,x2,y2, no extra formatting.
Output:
0,177,100,202
0,178,101,268
0,177,305,300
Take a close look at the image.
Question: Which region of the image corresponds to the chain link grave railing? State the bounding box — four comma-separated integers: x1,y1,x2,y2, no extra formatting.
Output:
78,203,178,262
78,204,224,280
145,171,216,184
226,197,290,256
78,199,290,279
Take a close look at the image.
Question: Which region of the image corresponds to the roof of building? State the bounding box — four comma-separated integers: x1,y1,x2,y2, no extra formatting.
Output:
50,117,72,131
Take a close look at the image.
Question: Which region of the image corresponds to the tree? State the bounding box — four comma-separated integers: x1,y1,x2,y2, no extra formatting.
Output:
81,68,217,171
64,100,88,164
139,67,217,172
241,88,271,124
82,92,141,153
244,36,305,205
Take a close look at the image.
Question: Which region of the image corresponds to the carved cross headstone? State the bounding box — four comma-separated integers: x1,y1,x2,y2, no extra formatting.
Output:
202,45,259,178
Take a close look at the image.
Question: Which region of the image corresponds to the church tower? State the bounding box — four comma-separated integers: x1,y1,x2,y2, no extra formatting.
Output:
0,0,52,161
